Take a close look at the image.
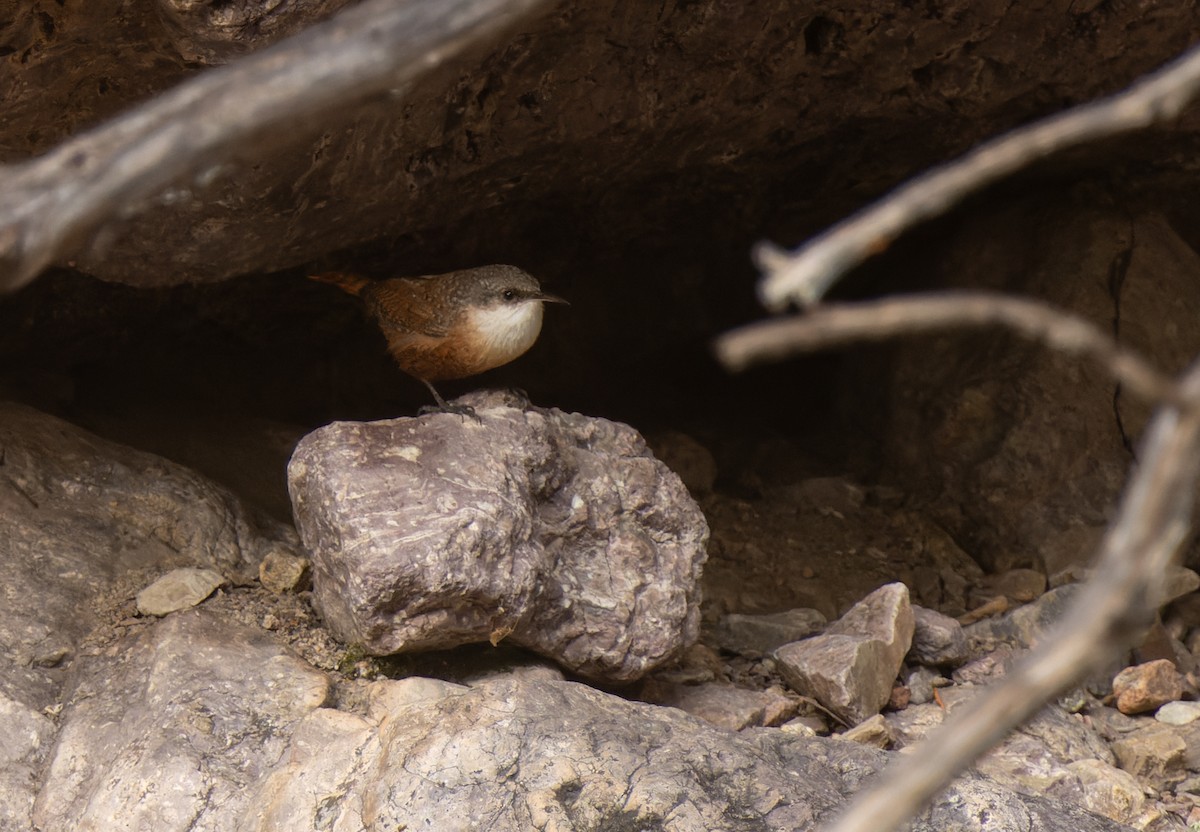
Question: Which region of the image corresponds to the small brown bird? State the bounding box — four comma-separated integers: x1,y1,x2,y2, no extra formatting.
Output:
311,265,566,415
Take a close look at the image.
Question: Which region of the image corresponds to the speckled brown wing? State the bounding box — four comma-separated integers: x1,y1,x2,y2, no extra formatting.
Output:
362,276,453,338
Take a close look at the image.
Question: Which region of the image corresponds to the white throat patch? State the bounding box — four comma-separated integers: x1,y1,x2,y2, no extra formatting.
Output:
468,300,545,369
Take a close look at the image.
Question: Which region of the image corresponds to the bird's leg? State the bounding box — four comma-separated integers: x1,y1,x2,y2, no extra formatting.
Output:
417,378,479,421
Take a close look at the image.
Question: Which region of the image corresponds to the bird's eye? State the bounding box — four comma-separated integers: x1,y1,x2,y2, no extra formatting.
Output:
502,289,517,301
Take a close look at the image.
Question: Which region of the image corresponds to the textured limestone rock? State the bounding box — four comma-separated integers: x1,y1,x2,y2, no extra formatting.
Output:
32,609,330,831
908,605,969,668
240,676,1131,832
774,583,914,726
288,390,708,682
0,402,298,716
155,0,356,64
1112,659,1183,715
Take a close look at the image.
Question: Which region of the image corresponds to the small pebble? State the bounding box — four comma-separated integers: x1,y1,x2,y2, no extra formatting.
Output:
838,714,893,749
1155,700,1200,726
1113,659,1183,715
259,549,311,594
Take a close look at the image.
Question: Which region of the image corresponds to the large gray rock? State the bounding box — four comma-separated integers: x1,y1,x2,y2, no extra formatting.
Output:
32,609,330,832
0,693,54,832
774,583,915,726
240,675,1132,832
288,390,709,682
0,402,298,715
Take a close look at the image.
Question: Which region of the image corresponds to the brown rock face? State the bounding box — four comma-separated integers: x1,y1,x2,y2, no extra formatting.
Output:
2,1,1197,285
287,390,709,682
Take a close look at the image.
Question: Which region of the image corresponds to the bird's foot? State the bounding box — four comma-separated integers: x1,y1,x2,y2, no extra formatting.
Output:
419,402,481,422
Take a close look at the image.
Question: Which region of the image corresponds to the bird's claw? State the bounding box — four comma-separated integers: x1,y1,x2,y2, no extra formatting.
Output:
419,402,481,422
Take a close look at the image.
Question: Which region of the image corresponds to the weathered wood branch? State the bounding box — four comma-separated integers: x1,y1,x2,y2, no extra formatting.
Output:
715,291,1184,408
0,0,551,294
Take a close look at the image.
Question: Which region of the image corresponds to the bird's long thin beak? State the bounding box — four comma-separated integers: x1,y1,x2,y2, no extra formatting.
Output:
537,292,569,305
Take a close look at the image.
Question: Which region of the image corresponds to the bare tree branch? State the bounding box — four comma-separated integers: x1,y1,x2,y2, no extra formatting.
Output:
0,0,552,294
715,291,1184,408
820,359,1200,832
753,44,1200,312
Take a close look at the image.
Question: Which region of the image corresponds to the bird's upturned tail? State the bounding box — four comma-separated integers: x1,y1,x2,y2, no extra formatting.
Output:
309,272,370,296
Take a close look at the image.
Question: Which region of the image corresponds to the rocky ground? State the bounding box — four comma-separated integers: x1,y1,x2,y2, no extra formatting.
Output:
3,385,1199,831
5,3,1200,827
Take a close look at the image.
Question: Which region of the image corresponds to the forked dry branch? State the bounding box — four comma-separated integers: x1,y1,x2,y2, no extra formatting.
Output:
753,43,1200,313
0,0,551,295
718,41,1200,832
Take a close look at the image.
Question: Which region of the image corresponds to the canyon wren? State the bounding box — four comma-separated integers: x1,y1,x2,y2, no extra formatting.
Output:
311,265,566,415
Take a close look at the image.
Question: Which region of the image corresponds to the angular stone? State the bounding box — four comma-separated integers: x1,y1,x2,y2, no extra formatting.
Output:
1112,659,1182,715
135,567,226,616
775,583,914,726
838,714,893,749
288,391,708,682
709,609,827,657
32,609,330,831
240,676,1131,832
1110,725,1188,786
908,605,969,668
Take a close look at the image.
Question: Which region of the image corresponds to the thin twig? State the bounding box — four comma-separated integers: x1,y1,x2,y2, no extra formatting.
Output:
715,291,1185,408
754,44,1200,312
821,360,1200,832
0,0,551,294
